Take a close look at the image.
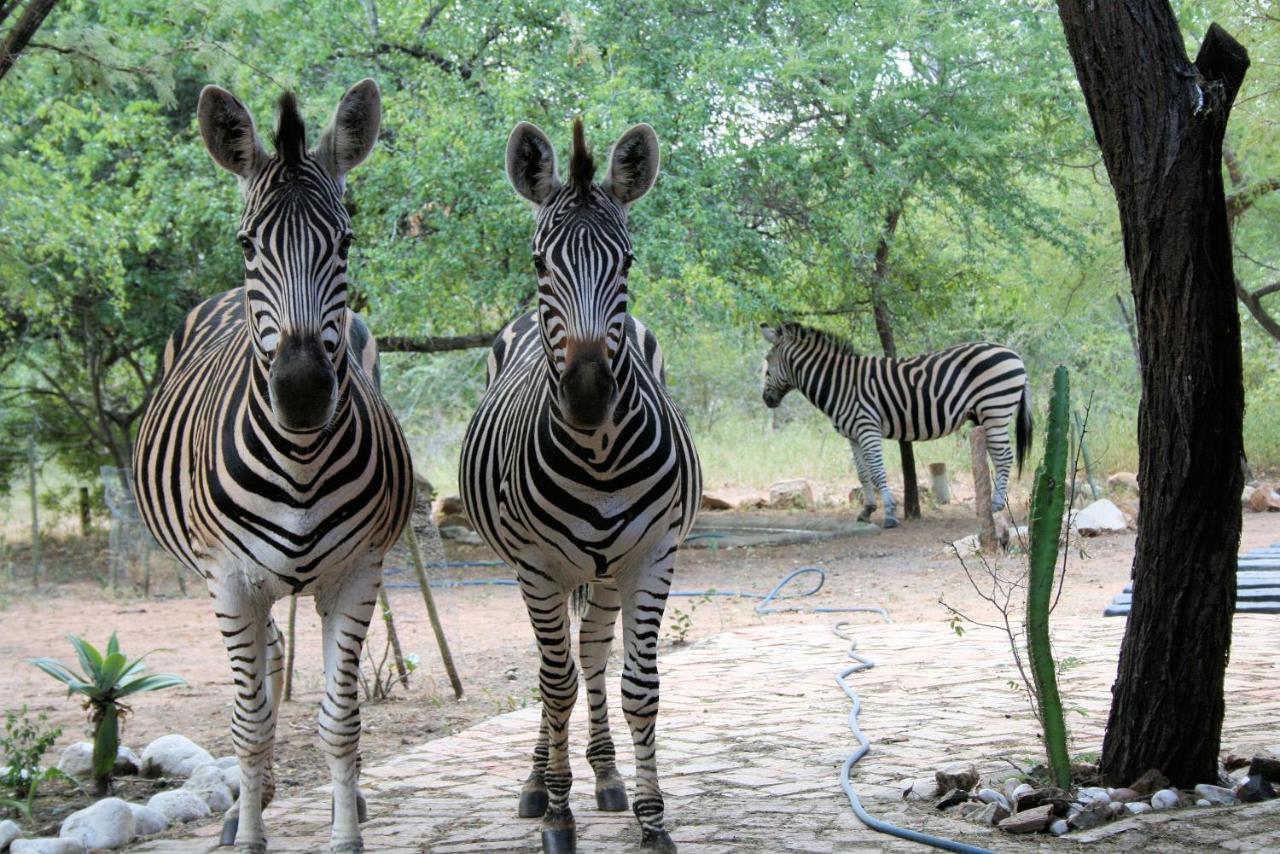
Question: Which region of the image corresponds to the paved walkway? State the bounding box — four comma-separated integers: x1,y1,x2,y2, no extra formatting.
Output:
130,616,1280,853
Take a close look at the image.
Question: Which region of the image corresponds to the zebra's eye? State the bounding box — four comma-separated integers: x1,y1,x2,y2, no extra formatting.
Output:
533,253,547,276
338,234,354,261
238,235,256,260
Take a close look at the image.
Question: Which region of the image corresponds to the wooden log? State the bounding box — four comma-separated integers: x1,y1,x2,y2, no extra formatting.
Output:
405,523,464,699
378,588,411,689
970,428,998,553
928,462,951,505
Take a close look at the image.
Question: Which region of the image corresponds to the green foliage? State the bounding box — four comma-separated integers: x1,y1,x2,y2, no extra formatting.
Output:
29,632,184,794
1,705,63,817
1026,366,1071,789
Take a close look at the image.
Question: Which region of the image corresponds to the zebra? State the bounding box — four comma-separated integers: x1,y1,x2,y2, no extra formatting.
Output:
459,119,700,854
760,322,1031,528
132,81,413,854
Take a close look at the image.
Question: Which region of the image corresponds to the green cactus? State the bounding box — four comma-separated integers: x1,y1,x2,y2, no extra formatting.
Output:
1027,366,1071,788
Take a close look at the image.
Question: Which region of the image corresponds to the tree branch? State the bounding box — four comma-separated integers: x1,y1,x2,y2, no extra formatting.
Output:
378,330,498,353
0,0,59,81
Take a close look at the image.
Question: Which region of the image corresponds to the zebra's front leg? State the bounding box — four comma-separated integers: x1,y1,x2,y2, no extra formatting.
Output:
210,577,278,854
220,617,284,847
520,579,578,854
849,441,878,523
314,564,382,854
984,422,1015,512
620,544,679,853
580,583,628,811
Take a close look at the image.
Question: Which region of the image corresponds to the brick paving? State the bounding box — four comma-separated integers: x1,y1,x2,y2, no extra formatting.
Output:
130,615,1280,853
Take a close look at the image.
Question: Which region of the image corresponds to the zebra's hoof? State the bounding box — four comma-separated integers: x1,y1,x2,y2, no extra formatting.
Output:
234,843,266,854
357,791,368,823
220,814,238,847
596,781,629,811
882,517,899,529
856,509,873,523
640,829,677,852
537,829,578,854
330,842,363,854
518,786,549,818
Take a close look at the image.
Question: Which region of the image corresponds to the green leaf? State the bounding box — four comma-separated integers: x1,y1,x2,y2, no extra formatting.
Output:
68,636,104,681
115,673,185,698
106,632,120,659
96,652,129,694
28,658,92,695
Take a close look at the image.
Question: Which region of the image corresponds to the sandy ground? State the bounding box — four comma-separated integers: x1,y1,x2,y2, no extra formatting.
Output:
2,503,1277,833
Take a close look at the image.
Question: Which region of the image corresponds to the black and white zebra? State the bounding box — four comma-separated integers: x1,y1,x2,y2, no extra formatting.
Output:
760,322,1031,528
132,81,413,854
459,120,700,854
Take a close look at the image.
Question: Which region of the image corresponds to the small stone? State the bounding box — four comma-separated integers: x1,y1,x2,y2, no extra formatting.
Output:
55,743,95,780
955,802,983,819
140,735,213,779
221,765,240,798
11,840,86,854
1077,786,1111,806
1016,785,1071,813
1124,802,1152,815
1049,819,1070,836
1073,499,1127,535
59,796,135,850
768,479,815,510
1151,788,1180,810
1107,801,1125,817
977,788,1011,811
935,788,970,810
1108,787,1141,803
1068,801,1110,830
1196,798,1211,807
113,746,141,776
998,804,1053,834
212,755,239,770
0,820,21,850
147,789,212,824
1237,775,1278,803
1011,782,1035,803
1131,769,1170,796
935,763,979,794
1193,783,1239,806
183,764,234,812
126,802,170,836
969,802,1010,826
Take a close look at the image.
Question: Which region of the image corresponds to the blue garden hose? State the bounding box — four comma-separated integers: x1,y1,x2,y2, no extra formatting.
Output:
387,560,993,852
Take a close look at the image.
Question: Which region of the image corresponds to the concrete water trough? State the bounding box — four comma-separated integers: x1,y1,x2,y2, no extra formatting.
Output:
684,512,880,549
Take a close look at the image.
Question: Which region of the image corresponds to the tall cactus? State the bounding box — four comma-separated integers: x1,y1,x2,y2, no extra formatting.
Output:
1027,366,1071,788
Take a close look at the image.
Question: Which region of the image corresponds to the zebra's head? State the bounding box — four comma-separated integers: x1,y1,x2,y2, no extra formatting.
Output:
506,119,660,431
760,323,797,408
197,80,381,432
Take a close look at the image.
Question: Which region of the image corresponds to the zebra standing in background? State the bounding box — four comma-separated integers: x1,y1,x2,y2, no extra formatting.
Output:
761,322,1031,528
133,81,413,854
460,119,700,854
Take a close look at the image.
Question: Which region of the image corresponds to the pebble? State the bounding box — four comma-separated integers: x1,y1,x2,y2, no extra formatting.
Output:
1077,786,1111,806
1194,783,1239,806
1049,818,1070,836
998,804,1054,834
126,802,170,836
183,765,234,812
977,788,1011,811
0,820,21,849
10,840,86,854
1125,802,1152,815
1151,788,1180,810
147,789,212,824
969,802,1010,826
1196,798,1211,807
936,788,970,810
140,735,213,779
55,744,95,781
1109,787,1141,803
58,797,135,850
935,763,978,793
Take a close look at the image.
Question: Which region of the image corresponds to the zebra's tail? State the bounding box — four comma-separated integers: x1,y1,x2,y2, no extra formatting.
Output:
571,583,591,620
1016,378,1033,476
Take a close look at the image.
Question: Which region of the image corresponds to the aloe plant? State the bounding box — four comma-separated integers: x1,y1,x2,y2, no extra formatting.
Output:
30,633,184,794
1027,366,1072,788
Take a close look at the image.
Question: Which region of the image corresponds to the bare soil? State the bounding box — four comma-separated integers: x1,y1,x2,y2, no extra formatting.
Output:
3,503,1278,834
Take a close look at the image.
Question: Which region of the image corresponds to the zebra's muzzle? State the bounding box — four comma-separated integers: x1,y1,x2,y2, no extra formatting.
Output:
268,334,338,432
559,347,618,431
763,388,783,408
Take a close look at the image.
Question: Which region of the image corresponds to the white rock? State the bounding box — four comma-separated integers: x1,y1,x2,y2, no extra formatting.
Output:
59,796,135,850
1125,802,1152,815
1078,786,1111,806
126,802,170,837
1194,783,1239,806
977,788,1010,811
212,755,239,769
1072,499,1127,536
222,765,240,797
113,745,141,776
140,735,213,779
768,479,814,510
1011,782,1035,803
147,789,212,823
183,764,234,812
1196,798,1211,806
1151,788,1180,810
55,743,95,780
950,534,981,556
11,840,86,854
0,820,21,850
1049,819,1070,836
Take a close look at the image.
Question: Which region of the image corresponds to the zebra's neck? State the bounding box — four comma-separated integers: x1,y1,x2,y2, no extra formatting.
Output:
794,346,863,420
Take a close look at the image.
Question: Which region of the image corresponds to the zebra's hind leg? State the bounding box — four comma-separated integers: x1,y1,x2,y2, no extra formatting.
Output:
849,441,878,523
221,617,285,846
517,712,550,817
984,420,1016,512
210,577,278,854
580,583,628,812
314,563,383,854
620,543,679,853
519,579,578,854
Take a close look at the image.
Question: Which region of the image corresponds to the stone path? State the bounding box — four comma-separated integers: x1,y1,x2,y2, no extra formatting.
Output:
130,615,1280,853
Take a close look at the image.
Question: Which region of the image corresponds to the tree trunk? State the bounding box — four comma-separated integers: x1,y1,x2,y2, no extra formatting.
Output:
868,205,920,519
0,0,57,81
1056,5,1247,787
969,428,997,553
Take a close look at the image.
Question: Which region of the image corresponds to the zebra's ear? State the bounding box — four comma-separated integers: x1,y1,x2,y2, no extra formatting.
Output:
197,85,267,181
761,324,779,344
604,124,659,206
316,79,382,182
506,122,561,205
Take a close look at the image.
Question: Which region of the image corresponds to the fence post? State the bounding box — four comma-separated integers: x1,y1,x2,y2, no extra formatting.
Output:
969,427,998,553
927,462,951,505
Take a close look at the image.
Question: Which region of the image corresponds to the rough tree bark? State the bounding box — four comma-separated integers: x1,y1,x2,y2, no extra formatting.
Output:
1056,4,1248,787
0,0,58,81
378,330,498,353
868,205,921,519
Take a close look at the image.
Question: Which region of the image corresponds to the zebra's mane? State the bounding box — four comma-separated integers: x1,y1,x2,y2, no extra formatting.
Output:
568,117,595,195
273,92,307,168
783,322,858,357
